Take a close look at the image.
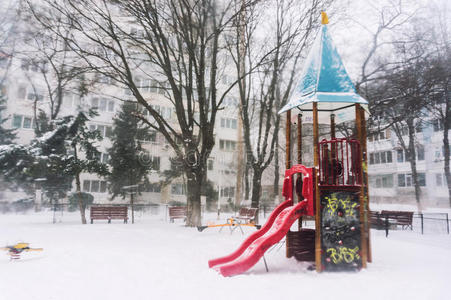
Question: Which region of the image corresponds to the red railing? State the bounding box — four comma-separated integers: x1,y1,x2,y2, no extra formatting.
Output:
318,138,362,187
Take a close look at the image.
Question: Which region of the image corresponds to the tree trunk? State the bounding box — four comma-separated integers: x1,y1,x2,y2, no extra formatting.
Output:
73,145,87,224
185,172,202,227
407,121,422,211
244,164,250,201
273,134,280,202
251,168,262,224
75,172,87,224
130,192,135,224
443,99,451,207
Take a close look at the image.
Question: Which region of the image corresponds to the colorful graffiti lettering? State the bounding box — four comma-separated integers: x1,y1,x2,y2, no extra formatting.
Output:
325,195,357,217
338,197,357,217
324,195,338,215
326,247,360,264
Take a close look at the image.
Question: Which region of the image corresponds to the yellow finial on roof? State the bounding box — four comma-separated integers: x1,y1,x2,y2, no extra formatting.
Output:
321,11,329,25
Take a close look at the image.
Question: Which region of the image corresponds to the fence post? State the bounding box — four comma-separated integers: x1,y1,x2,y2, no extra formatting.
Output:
420,213,424,235
385,216,389,237
446,213,449,235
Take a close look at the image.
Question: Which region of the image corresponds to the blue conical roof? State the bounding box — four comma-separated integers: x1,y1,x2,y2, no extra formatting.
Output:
279,23,368,121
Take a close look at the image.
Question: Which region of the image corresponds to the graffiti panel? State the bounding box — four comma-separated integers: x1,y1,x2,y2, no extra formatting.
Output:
320,189,361,271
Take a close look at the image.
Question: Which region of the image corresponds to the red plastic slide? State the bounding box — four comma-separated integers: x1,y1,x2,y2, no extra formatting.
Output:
208,200,308,277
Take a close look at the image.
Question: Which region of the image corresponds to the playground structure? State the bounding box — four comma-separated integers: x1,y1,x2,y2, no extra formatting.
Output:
208,12,371,276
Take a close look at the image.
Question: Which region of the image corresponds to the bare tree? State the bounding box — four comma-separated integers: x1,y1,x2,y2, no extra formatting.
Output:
229,0,329,221
348,0,421,95
28,0,256,226
369,42,435,211
423,1,451,206
18,6,89,132
0,0,20,85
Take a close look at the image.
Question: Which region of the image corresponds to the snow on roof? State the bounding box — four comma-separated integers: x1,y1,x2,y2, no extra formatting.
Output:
279,20,369,124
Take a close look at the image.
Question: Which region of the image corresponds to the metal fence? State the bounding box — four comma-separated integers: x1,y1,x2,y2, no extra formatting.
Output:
412,213,450,235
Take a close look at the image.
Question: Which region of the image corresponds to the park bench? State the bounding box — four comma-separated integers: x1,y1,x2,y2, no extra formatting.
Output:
229,207,258,234
90,206,128,224
235,207,258,224
168,206,187,223
381,210,413,230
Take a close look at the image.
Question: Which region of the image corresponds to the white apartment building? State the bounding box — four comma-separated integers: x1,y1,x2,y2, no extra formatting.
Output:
0,50,243,207
367,122,450,207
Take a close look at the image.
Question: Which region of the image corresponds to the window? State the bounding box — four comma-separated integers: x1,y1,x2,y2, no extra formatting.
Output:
219,139,236,151
101,153,109,164
105,126,113,138
380,152,386,163
97,125,105,137
91,180,100,193
161,107,172,119
83,180,107,193
432,119,443,132
417,146,425,161
17,85,26,99
397,149,404,163
376,177,382,188
171,183,185,195
400,126,409,136
220,187,235,198
418,173,426,187
406,174,412,187
220,118,237,129
386,151,392,163
90,124,113,138
157,82,165,94
399,173,417,187
23,117,32,129
12,115,35,129
144,183,161,193
374,152,380,164
151,156,160,171
150,80,158,93
138,130,157,142
98,74,111,85
369,153,374,165
100,181,107,193
373,174,393,188
12,115,22,128
99,98,107,111
27,91,43,101
83,180,91,192
208,159,214,171
108,100,115,112
124,88,132,96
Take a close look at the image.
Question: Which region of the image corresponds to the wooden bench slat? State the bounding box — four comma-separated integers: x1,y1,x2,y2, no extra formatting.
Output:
169,206,187,223
90,206,128,224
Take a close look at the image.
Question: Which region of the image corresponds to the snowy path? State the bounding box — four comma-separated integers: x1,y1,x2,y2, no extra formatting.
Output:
0,212,450,300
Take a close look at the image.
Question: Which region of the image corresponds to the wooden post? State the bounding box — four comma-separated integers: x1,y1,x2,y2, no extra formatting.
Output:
360,107,372,263
297,114,302,164
330,113,336,139
286,110,292,258
286,110,292,169
313,103,321,272
297,113,303,230
355,104,368,268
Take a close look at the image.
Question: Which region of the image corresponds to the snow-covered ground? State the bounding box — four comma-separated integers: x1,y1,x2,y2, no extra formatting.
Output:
1,210,450,300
